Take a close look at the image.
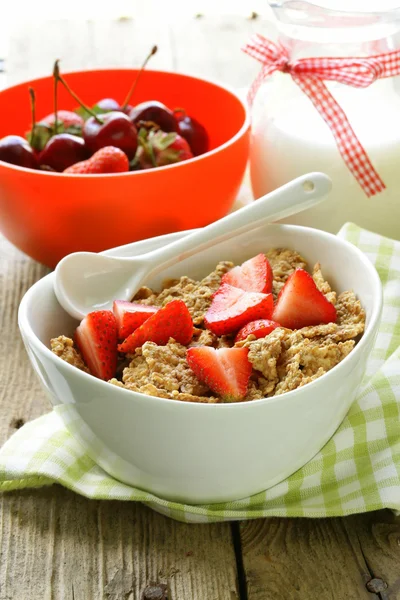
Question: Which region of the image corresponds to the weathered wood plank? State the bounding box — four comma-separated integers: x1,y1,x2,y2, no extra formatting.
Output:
0,486,238,600
0,238,50,441
345,512,400,598
240,513,400,600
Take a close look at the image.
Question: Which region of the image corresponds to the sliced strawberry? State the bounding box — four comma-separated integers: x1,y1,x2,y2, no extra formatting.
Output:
221,253,272,293
74,310,118,380
234,319,281,343
113,300,159,340
272,268,337,329
204,283,273,336
118,299,193,353
187,346,252,402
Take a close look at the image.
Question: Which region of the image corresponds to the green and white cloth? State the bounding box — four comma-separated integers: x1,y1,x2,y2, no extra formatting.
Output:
0,223,399,523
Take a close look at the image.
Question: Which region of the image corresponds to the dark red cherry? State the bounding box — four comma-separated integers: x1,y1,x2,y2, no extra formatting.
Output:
83,111,138,159
96,98,120,112
129,101,179,133
39,133,89,172
0,135,38,169
174,110,209,156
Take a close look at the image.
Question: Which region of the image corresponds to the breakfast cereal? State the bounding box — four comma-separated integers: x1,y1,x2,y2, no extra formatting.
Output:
51,248,366,403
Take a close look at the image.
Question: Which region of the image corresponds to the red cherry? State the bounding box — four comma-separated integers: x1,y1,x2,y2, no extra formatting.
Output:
39,133,89,172
0,135,38,169
83,112,138,159
96,98,120,112
130,101,179,133
174,110,209,156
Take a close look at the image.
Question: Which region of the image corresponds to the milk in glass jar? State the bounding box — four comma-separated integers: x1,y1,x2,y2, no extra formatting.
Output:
249,1,400,239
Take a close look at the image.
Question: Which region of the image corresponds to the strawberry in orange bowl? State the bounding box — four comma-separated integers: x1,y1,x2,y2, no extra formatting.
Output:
64,146,129,174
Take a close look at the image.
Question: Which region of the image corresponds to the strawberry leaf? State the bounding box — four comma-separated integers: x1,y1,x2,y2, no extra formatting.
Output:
75,104,108,121
26,123,61,151
64,124,83,137
129,155,142,171
153,132,177,151
158,148,181,163
137,127,149,144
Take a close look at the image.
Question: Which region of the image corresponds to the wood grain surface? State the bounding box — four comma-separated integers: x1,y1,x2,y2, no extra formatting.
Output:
0,14,399,600
239,513,400,600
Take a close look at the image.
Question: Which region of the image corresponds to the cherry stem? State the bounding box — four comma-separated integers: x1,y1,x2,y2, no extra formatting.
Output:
28,87,36,148
53,60,103,123
121,45,158,111
53,60,59,134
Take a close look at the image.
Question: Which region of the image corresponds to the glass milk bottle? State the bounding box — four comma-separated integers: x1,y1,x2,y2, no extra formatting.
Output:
249,1,400,239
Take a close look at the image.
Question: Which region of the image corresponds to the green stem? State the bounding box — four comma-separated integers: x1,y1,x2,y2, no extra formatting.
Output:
28,87,36,149
121,45,158,111
53,60,103,123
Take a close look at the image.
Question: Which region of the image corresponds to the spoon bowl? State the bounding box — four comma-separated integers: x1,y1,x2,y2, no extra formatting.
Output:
54,172,332,320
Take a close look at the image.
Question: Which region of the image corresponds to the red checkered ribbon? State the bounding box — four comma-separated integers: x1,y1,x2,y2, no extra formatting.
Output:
243,35,400,197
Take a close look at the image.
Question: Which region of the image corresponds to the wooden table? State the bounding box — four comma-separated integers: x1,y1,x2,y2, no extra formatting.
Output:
1,15,399,600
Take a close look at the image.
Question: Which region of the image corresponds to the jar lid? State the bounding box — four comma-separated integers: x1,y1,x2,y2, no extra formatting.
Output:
269,0,400,42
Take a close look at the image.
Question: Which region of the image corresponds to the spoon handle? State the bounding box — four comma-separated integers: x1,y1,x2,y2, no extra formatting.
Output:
139,172,331,277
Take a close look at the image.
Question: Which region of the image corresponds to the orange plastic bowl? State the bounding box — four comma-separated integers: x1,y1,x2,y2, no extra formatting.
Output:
0,69,250,267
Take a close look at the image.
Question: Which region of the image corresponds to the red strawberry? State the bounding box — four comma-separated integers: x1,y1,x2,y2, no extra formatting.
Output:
204,283,274,336
136,129,193,169
118,299,193,353
272,268,337,329
113,300,158,340
187,346,252,401
234,319,281,343
41,110,84,130
75,310,118,380
64,146,129,174
221,253,273,293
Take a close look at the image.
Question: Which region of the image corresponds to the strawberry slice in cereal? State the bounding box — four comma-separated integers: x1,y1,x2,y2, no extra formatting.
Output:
272,268,337,329
118,299,193,353
187,346,252,401
234,319,281,343
75,310,118,380
221,253,273,293
113,300,159,340
204,283,274,335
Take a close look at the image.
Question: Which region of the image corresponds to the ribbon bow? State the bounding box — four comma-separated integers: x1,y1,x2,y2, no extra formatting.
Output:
243,35,400,197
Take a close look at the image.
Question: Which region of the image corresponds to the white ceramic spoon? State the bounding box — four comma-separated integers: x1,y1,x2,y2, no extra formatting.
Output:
54,172,332,320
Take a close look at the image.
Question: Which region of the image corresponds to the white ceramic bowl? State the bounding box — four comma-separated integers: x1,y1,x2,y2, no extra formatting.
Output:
18,224,382,504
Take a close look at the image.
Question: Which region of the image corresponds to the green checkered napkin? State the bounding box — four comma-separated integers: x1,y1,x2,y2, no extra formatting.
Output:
0,223,399,523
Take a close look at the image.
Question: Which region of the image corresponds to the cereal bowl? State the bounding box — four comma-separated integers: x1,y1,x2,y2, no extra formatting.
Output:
18,223,382,504
0,69,249,268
